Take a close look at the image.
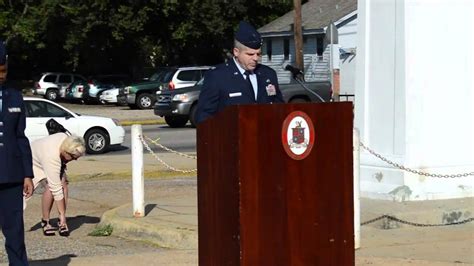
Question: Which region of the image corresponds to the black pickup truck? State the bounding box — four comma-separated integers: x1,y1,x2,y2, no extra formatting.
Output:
154,78,332,128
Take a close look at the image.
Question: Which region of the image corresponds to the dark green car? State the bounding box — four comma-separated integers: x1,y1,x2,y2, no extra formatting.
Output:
119,67,175,109
121,66,209,109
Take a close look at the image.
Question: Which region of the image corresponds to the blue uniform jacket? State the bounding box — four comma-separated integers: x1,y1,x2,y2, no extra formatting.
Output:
0,86,33,184
196,60,284,124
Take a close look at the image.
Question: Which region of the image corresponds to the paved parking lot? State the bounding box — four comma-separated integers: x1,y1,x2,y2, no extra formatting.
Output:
34,96,160,122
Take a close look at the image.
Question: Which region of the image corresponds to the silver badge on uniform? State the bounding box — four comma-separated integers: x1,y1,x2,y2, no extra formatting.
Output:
8,107,21,112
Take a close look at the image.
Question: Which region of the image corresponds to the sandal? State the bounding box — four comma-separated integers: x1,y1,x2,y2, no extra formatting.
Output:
41,219,56,236
58,222,70,237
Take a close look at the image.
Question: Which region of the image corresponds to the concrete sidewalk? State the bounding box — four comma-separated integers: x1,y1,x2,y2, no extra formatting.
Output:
66,153,474,265
98,184,474,265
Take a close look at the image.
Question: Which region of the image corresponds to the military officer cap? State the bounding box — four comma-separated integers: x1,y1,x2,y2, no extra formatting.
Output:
235,21,263,49
0,40,6,65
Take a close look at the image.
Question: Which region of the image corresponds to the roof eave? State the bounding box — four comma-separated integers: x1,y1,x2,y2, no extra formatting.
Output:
260,28,325,38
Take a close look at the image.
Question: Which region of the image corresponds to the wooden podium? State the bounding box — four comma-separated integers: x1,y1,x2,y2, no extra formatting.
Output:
197,102,354,266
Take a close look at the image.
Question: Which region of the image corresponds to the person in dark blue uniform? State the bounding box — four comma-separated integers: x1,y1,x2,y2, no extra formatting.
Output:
195,21,284,124
0,40,34,266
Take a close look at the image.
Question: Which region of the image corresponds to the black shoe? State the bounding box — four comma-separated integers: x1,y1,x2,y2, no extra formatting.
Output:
41,219,56,236
58,223,70,237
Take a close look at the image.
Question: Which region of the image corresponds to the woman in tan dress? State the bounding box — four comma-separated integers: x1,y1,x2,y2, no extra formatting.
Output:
26,133,85,236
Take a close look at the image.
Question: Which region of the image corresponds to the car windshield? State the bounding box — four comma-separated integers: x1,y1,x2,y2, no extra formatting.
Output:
149,72,164,82
149,69,175,82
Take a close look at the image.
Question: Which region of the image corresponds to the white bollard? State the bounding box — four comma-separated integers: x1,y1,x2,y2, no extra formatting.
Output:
353,128,361,249
131,124,145,218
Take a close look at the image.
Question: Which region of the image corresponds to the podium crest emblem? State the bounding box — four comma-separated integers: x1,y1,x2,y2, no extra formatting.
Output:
282,111,315,160
292,121,305,145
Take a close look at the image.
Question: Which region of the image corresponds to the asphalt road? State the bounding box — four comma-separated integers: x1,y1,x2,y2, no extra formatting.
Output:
109,124,197,155
50,100,198,155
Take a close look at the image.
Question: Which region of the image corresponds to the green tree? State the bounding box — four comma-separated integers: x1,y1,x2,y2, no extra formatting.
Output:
1,0,293,79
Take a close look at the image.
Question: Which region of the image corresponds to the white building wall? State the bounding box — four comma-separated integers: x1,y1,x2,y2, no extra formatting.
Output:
261,15,359,86
337,12,358,49
261,35,330,84
337,13,358,96
355,0,474,200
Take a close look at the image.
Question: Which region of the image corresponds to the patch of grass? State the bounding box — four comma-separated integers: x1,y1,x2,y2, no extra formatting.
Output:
120,120,165,126
89,224,113,236
68,170,195,182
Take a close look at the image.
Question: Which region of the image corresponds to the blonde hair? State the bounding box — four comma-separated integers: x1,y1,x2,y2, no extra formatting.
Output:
60,135,86,158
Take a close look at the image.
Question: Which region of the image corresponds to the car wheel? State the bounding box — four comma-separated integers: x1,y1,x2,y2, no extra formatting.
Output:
97,92,106,104
136,93,155,109
84,128,110,154
189,104,198,128
116,97,128,106
165,115,188,128
83,96,95,105
45,89,59,101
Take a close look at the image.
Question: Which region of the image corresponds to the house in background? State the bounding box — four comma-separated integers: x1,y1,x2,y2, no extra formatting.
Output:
258,0,357,96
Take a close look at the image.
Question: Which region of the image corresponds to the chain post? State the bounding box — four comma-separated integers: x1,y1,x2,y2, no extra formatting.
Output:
131,125,144,218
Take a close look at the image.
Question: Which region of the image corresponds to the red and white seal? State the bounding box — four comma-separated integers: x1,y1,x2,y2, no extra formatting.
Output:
281,111,315,160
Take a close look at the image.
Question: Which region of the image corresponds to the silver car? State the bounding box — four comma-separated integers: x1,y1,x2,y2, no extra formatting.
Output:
33,72,86,101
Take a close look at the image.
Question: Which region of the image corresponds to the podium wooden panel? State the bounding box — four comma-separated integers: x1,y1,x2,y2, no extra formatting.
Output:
197,102,354,266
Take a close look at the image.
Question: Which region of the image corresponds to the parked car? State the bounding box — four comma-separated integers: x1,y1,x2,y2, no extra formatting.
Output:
99,87,124,105
154,78,332,128
65,74,133,104
122,66,211,109
154,78,204,127
64,80,86,103
23,97,125,154
162,66,212,90
117,67,175,109
33,72,86,101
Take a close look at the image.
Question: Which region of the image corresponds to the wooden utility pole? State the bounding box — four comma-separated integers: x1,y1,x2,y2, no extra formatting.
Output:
293,0,304,73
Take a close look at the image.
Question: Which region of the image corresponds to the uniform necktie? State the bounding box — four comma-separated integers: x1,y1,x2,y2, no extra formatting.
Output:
0,88,3,141
0,87,3,113
244,71,256,100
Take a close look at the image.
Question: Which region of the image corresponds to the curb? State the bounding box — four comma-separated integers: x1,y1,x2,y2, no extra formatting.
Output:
99,203,198,249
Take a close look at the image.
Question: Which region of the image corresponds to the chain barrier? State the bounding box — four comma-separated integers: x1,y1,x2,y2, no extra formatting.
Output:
139,135,197,174
144,135,197,160
359,142,474,178
139,133,474,227
361,214,474,227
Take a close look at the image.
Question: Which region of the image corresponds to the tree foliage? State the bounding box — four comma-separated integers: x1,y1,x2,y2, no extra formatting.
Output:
0,0,293,79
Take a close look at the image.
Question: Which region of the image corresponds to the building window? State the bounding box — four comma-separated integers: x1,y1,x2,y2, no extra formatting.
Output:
316,36,324,56
266,39,272,61
284,39,290,60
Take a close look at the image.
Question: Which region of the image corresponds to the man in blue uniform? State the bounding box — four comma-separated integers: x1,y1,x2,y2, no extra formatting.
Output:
0,40,34,266
196,21,284,124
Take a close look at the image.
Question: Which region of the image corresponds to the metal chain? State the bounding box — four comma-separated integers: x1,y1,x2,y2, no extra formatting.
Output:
361,214,474,227
144,135,197,160
138,135,474,226
139,135,197,174
359,142,474,178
